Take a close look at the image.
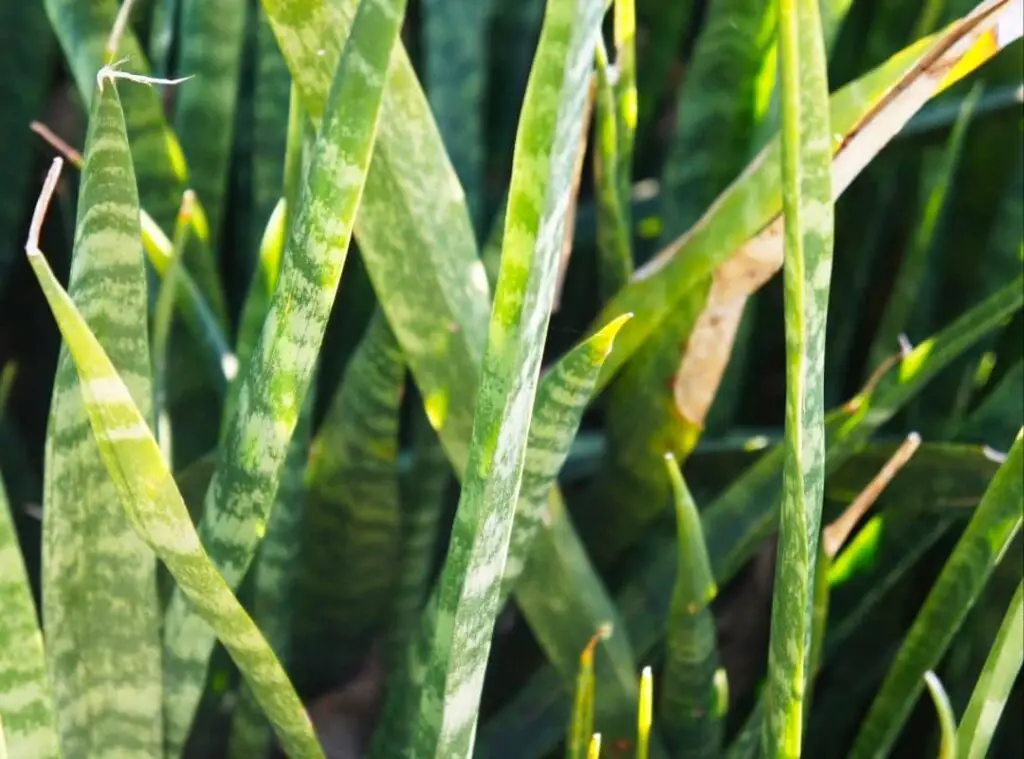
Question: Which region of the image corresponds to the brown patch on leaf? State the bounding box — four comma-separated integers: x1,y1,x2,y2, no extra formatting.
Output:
672,218,783,425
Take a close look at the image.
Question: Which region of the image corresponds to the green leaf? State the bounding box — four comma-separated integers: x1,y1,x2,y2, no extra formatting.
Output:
762,0,834,754
251,4,294,260
226,388,315,759
421,0,491,227
27,158,326,759
593,39,634,300
481,273,1023,758
261,0,491,471
161,0,406,748
567,630,604,759
956,580,1023,759
848,431,1024,758
410,1,606,753
174,0,248,247
41,81,164,759
0,475,60,758
924,671,958,759
659,454,722,758
587,1,1023,393
501,314,633,596
294,311,404,682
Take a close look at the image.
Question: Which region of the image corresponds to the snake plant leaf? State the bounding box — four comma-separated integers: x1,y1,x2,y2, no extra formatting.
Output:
586,0,1024,395
388,410,452,663
593,40,634,300
411,1,606,753
27,163,325,759
295,311,404,684
659,454,722,758
251,4,294,255
923,671,958,759
0,0,53,286
956,580,1023,759
580,0,1004,563
848,430,1023,759
261,4,646,744
226,389,315,759
421,0,491,227
500,314,632,596
0,476,60,759
41,81,164,759
260,0,491,472
480,273,1023,758
762,0,834,755
174,0,247,248
161,0,406,748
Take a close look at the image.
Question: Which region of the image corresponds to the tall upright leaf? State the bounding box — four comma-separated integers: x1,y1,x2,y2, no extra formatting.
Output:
0,475,60,758
410,1,606,754
26,169,325,757
761,0,833,755
421,0,491,228
848,431,1024,759
41,80,163,759
174,0,248,247
294,311,405,686
260,0,492,473
161,0,406,749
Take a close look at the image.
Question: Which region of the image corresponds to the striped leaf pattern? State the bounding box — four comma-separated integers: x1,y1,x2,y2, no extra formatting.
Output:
848,431,1024,759
227,389,315,759
411,0,606,754
483,273,1023,758
261,0,491,472
174,0,248,247
296,311,405,682
762,0,834,754
0,476,60,759
41,82,164,759
161,0,407,748
422,0,492,226
500,314,632,595
660,455,722,758
27,178,325,758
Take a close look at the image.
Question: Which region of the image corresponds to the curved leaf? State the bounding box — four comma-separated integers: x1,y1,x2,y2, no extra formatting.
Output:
174,0,247,248
226,389,315,759
924,671,958,759
41,82,163,759
160,0,406,748
27,159,326,759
